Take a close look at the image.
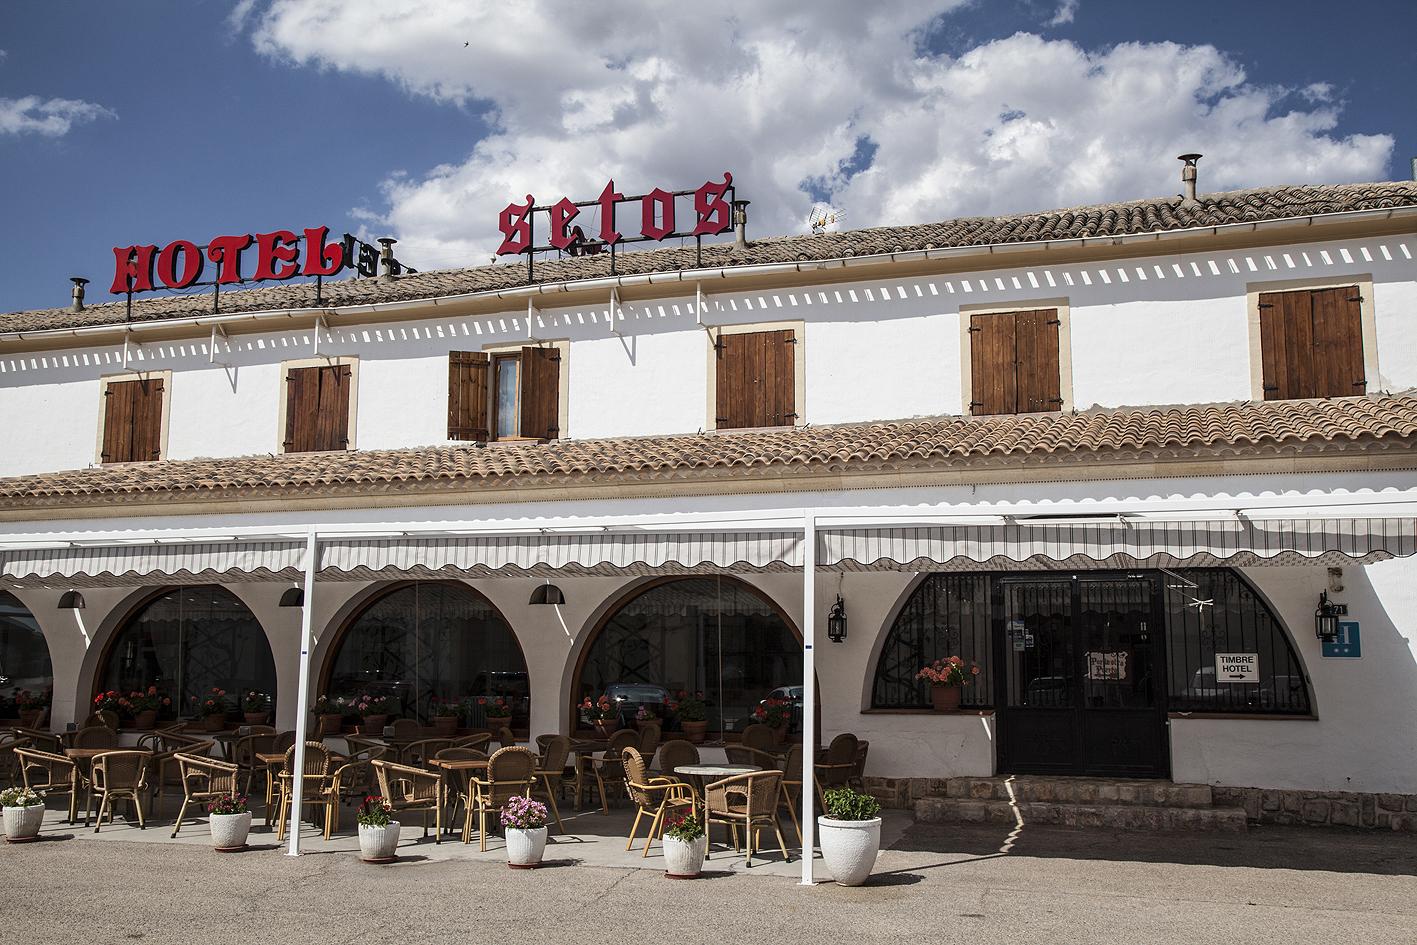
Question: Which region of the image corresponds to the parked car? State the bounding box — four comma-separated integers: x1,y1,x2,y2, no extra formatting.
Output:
603,683,671,727
756,685,804,732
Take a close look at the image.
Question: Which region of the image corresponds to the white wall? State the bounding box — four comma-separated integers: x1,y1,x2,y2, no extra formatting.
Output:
2,231,1413,478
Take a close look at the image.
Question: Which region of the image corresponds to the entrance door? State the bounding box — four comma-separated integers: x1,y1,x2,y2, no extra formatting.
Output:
996,574,1169,778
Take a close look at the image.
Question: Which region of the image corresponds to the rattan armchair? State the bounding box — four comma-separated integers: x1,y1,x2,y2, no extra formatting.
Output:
725,745,785,771
72,726,119,749
232,732,278,798
739,723,775,752
779,744,803,844
372,758,442,842
431,747,487,836
451,732,493,752
814,733,860,809
466,746,536,850
495,726,517,749
171,752,240,837
91,750,148,832
145,736,215,804
0,730,31,789
275,742,335,842
704,769,789,867
850,740,870,790
579,728,638,813
654,739,700,782
636,722,662,761
398,738,451,767
533,735,570,832
14,746,83,823
321,753,381,839
389,718,421,740
622,747,694,857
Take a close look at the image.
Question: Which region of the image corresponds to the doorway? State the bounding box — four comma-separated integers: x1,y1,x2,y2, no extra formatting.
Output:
994,573,1169,778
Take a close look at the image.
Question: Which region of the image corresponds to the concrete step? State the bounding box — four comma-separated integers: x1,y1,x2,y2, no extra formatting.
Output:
915,796,1248,833
944,776,1215,809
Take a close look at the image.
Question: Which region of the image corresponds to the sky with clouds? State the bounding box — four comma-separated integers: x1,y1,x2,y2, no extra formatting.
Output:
1,0,1414,312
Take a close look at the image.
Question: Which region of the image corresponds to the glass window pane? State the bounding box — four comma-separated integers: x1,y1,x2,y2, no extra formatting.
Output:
0,593,53,717
495,357,519,439
871,574,993,708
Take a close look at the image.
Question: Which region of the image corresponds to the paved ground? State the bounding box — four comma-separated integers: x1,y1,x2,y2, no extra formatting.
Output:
5,811,1417,945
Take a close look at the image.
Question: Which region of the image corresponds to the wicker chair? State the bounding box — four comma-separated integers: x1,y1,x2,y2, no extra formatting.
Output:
739,723,774,752
389,718,421,740
636,722,662,762
398,738,451,767
72,726,119,749
814,733,860,808
91,750,148,832
725,745,784,771
451,732,492,752
14,746,83,823
533,735,570,832
0,730,31,789
704,769,789,867
654,739,700,785
779,744,803,844
275,743,336,842
579,728,638,813
496,726,517,749
273,731,297,754
850,740,870,790
171,752,239,837
371,759,442,842
145,736,216,804
622,747,694,857
11,726,62,752
432,747,487,836
85,710,121,730
322,752,383,839
466,746,536,850
232,732,278,798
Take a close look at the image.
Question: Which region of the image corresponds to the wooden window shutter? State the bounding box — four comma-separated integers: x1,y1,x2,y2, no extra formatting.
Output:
101,378,163,463
715,329,795,430
285,365,351,452
447,351,490,441
968,313,1016,416
130,377,164,461
1310,286,1365,398
1015,309,1062,413
1259,290,1317,400
518,346,560,440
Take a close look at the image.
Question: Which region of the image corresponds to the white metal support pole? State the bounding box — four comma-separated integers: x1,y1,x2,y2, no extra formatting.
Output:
799,508,817,885
286,527,319,856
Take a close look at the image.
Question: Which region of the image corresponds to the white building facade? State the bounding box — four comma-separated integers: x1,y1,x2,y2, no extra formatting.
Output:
2,176,1415,832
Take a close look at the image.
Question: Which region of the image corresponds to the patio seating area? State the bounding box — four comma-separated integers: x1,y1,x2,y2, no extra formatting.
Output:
1,718,885,876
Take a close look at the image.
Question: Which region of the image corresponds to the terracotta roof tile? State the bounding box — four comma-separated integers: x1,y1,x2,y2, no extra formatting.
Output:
4,181,1415,335
0,395,1413,510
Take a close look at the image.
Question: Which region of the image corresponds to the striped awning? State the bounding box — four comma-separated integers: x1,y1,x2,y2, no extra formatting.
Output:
819,518,1417,571
0,541,306,588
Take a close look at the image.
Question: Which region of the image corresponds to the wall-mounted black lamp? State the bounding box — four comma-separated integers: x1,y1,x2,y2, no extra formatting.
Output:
826,595,848,643
57,590,85,610
278,587,305,608
529,583,566,606
1314,591,1341,642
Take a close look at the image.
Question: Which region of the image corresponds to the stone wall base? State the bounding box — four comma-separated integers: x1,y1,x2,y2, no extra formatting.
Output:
863,776,1417,832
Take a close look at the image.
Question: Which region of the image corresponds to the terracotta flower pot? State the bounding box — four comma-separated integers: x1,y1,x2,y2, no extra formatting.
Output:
318,713,344,737
680,720,707,744
133,710,158,730
593,719,620,738
432,715,458,737
931,685,962,712
769,724,788,745
360,714,389,735
487,717,512,736
203,713,226,732
243,712,269,726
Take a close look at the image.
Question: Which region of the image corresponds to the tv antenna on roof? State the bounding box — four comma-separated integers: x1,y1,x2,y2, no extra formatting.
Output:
806,202,846,235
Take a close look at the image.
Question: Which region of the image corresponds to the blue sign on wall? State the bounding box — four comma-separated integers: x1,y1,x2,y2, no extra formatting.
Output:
1322,621,1361,658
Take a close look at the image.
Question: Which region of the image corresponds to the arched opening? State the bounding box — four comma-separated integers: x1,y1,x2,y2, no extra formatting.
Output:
320,582,529,729
97,585,276,723
0,592,55,723
572,576,803,736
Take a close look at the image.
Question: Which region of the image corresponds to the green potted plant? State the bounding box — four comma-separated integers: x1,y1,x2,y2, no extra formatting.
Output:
818,786,882,886
191,687,229,731
313,695,345,737
579,695,619,737
242,690,272,726
916,656,980,712
0,787,45,843
662,810,707,878
354,693,392,734
751,696,792,744
356,794,400,863
479,696,512,733
429,696,459,736
126,686,166,730
501,795,550,868
673,691,708,743
207,793,252,851
15,689,50,729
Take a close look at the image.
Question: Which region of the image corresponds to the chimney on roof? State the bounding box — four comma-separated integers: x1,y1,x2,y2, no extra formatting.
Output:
732,199,751,251
377,237,398,283
69,277,89,313
1410,156,1416,181
1178,153,1203,205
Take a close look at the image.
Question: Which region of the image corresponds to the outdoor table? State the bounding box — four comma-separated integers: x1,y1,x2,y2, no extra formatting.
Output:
673,763,760,801
426,757,492,836
64,747,150,826
569,739,611,811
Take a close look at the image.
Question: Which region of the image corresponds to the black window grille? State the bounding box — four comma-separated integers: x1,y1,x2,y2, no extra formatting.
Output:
871,574,993,708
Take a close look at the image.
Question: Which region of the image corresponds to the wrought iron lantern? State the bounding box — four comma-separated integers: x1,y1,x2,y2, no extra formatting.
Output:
826,595,848,643
1314,591,1341,642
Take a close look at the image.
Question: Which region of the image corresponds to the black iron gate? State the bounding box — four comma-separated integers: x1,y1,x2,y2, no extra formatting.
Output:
994,573,1169,778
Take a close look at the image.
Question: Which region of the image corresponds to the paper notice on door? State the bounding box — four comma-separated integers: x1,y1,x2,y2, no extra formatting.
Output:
1085,650,1129,681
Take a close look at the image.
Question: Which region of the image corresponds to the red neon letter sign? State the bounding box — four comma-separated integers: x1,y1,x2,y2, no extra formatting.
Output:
155,240,205,289
497,195,535,255
110,245,158,294
205,234,254,285
253,230,301,281
548,197,581,251
301,226,345,277
692,172,734,237
641,188,675,241
597,180,624,245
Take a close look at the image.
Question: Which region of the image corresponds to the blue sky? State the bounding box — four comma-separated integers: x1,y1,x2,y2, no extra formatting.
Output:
1,0,1413,314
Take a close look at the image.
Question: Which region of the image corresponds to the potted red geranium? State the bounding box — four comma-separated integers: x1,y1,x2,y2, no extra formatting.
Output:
673,691,708,743
429,696,459,736
126,686,166,730
242,690,272,726
916,656,980,712
191,687,229,731
752,696,792,744
479,696,512,733
580,695,618,737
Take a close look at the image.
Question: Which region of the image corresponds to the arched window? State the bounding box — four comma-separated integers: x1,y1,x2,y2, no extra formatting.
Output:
0,592,54,720
575,577,802,734
870,569,1311,715
323,582,528,728
99,585,276,720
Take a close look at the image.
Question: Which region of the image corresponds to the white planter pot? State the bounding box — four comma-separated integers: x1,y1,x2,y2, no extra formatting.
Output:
209,811,252,851
505,825,548,868
817,816,881,887
358,821,401,862
663,834,708,878
3,804,45,842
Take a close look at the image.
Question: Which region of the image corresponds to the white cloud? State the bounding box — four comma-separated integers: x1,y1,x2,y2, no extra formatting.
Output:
240,1,1394,271
0,95,113,137
1047,0,1079,26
